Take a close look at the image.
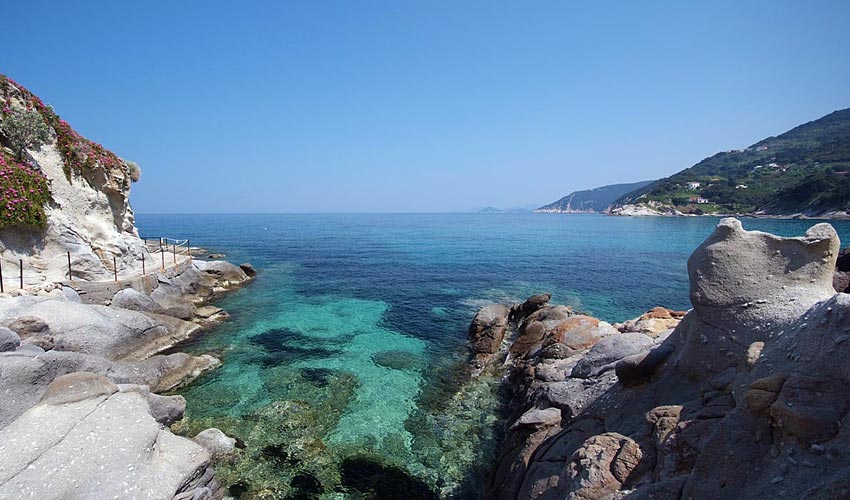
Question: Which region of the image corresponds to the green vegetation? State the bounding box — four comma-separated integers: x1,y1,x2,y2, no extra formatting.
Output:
0,108,50,160
0,149,50,229
537,180,653,212
126,160,141,182
0,74,128,182
616,108,850,215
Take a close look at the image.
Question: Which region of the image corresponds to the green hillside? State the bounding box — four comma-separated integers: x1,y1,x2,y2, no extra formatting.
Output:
614,108,850,215
536,180,653,213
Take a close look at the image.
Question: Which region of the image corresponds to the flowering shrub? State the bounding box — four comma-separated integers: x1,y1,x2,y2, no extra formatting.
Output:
0,74,127,182
0,151,50,229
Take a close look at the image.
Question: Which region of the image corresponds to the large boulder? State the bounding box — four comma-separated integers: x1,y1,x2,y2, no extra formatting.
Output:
618,307,686,337
192,259,249,284
0,373,215,499
542,315,617,351
0,297,199,361
239,263,257,277
0,348,216,428
193,428,237,459
571,333,654,378
565,433,648,498
677,218,839,379
510,293,552,322
111,288,164,314
469,304,510,364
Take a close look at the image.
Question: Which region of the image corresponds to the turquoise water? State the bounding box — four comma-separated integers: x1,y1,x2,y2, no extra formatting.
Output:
136,214,850,499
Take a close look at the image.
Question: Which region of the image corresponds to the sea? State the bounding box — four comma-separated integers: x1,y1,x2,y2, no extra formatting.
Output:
136,213,850,500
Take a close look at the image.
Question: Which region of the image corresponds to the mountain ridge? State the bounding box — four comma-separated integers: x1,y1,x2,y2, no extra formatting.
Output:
535,180,653,213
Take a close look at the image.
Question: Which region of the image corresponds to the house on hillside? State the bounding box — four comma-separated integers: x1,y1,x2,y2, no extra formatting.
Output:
736,184,748,189
686,181,701,190
688,196,709,204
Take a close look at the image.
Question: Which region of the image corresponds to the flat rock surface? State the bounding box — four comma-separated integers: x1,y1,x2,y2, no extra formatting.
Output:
0,296,199,361
0,375,211,500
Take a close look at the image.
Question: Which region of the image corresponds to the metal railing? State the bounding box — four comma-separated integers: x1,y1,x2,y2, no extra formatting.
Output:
0,236,194,293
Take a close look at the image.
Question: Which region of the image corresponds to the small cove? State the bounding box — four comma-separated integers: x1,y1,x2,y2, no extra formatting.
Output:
139,213,850,499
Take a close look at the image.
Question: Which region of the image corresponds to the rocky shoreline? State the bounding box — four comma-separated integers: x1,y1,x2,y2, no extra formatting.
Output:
468,218,850,499
0,256,255,499
610,203,850,220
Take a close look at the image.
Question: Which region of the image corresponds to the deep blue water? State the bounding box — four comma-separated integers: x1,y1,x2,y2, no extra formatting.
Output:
135,213,850,498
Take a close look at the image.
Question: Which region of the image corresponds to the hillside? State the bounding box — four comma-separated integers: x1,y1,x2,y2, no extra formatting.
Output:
535,180,653,213
613,108,850,216
0,74,146,282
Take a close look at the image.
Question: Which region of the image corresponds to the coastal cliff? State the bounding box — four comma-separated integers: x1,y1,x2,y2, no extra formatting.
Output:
0,74,151,282
471,219,850,499
0,75,255,499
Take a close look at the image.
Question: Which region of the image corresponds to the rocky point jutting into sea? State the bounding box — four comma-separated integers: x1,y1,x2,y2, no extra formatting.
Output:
469,218,850,499
0,75,255,499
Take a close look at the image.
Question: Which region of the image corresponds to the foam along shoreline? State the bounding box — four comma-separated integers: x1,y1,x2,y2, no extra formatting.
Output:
0,257,255,499
470,218,850,500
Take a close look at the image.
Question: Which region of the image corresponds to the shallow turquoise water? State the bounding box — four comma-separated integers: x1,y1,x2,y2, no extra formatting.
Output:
136,214,850,499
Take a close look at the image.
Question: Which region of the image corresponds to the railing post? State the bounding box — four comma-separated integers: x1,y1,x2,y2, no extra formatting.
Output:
19,259,23,289
67,252,72,281
161,245,165,271
188,239,192,264
142,252,146,275
113,256,118,282
0,259,4,293
172,243,176,265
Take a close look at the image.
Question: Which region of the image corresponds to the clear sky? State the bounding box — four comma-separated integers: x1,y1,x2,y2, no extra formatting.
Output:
2,1,849,213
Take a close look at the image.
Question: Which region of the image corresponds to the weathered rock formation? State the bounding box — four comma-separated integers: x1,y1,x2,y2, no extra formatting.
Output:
0,76,255,499
0,373,224,499
0,76,149,283
474,218,850,500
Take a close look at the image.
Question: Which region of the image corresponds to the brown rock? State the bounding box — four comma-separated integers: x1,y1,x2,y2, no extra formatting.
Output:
511,320,547,356
468,304,510,359
768,375,850,443
618,308,685,337
510,293,552,322
3,315,50,337
543,315,601,349
567,432,647,496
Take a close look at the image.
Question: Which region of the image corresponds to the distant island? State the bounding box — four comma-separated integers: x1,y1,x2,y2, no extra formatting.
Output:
534,181,652,213
477,206,532,213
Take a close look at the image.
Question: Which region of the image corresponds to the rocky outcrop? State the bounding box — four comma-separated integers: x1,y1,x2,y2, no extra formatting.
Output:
469,304,511,368
475,218,850,500
0,76,149,283
0,373,223,499
0,75,251,499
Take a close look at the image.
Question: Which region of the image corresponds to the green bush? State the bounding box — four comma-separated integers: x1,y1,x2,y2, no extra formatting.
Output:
126,160,141,182
0,108,50,160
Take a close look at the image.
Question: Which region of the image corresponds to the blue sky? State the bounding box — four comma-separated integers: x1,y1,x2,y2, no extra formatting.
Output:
2,1,849,213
